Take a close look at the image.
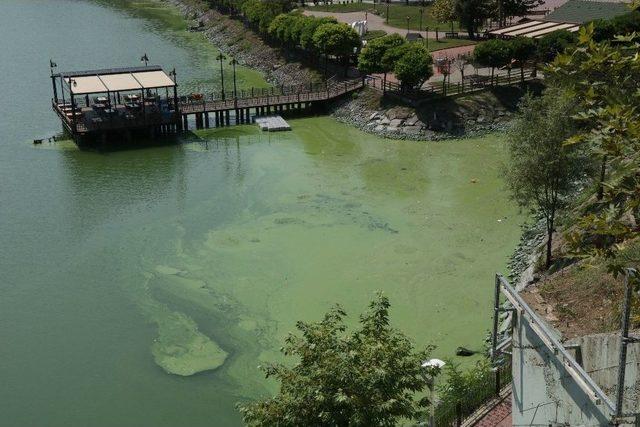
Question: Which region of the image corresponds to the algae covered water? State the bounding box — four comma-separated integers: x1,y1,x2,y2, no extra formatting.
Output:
0,1,522,426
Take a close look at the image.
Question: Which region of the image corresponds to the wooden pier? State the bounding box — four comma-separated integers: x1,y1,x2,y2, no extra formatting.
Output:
177,78,363,131
50,62,363,145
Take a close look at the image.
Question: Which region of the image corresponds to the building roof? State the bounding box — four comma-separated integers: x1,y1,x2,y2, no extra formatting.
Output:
61,66,175,95
488,19,580,38
544,0,630,24
405,32,423,41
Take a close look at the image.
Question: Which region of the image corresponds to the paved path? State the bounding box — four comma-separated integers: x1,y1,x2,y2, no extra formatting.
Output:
473,396,512,427
304,9,442,38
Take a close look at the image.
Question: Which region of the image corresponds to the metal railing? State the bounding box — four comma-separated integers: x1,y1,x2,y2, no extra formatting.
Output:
366,68,537,103
433,361,512,427
497,274,617,414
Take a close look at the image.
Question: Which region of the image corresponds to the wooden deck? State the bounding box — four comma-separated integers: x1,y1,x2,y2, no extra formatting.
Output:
178,79,363,115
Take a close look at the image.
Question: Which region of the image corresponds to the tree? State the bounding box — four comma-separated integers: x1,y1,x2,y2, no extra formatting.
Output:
500,0,543,26
453,53,471,91
509,37,536,83
472,39,512,85
300,16,337,51
393,43,434,90
547,25,640,268
431,0,457,33
358,34,406,91
313,22,361,75
504,90,586,268
237,293,435,426
535,29,577,63
455,0,492,39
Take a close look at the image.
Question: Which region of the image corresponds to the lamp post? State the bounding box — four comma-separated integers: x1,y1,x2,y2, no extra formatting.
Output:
425,26,429,50
422,359,446,427
406,16,410,34
419,8,424,32
140,53,149,66
216,53,226,100
230,57,238,99
386,1,389,24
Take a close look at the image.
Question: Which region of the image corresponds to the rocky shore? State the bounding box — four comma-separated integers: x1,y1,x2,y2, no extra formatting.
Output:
163,0,319,87
331,87,523,141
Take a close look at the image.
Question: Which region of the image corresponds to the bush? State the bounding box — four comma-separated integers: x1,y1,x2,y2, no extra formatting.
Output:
536,30,577,63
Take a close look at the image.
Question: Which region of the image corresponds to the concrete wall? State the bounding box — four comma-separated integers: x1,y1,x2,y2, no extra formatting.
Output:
511,313,640,426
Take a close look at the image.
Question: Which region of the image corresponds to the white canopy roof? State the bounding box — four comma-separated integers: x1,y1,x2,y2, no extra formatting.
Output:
100,73,142,92
132,71,176,89
66,69,175,95
65,76,108,95
489,20,581,38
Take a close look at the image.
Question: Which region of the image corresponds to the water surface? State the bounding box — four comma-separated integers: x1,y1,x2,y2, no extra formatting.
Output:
0,1,522,426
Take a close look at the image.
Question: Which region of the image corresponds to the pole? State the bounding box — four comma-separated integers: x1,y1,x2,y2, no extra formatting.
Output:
231,58,238,99
386,2,389,24
491,274,501,362
217,53,226,101
420,9,423,32
406,16,410,34
615,269,636,420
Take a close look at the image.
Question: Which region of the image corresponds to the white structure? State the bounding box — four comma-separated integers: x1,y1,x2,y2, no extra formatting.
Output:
350,20,367,37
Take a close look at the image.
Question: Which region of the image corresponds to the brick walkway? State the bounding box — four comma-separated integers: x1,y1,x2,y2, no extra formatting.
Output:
472,394,512,427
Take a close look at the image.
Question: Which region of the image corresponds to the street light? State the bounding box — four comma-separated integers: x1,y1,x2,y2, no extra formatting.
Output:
419,8,424,32
422,359,446,427
216,53,226,100
425,26,429,50
386,1,389,24
406,16,410,34
229,57,238,99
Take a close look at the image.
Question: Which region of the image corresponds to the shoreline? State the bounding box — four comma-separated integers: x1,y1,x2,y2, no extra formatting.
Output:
161,0,320,87
158,0,524,142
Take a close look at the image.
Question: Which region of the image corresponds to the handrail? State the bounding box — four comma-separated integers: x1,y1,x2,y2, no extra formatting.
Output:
178,79,363,114
498,274,616,414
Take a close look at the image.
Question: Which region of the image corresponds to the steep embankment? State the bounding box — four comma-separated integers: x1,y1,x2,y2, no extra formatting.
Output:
163,0,321,86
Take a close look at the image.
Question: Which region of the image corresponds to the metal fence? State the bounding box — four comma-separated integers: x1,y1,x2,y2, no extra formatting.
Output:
366,68,537,105
433,360,512,427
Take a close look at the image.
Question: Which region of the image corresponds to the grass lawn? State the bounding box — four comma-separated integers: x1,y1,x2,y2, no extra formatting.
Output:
305,2,460,31
426,38,475,52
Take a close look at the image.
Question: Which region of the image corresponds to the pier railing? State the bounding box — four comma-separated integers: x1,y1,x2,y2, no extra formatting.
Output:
178,78,363,114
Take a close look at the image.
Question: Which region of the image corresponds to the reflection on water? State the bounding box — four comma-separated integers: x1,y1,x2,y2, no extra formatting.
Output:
0,1,523,426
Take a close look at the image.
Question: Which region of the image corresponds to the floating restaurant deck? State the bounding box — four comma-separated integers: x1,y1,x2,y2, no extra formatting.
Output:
50,61,364,145
50,65,180,144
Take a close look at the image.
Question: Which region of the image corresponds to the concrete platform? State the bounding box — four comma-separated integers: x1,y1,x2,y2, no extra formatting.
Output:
255,115,291,132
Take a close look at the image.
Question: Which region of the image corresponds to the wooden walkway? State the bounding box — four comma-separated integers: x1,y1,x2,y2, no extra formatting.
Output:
178,79,364,127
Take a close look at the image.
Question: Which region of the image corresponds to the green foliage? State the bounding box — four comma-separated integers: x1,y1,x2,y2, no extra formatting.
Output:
237,293,435,426
504,90,588,267
455,0,493,39
242,0,287,33
536,30,577,63
312,22,361,57
473,39,512,69
547,25,640,268
300,16,337,50
473,38,512,83
592,10,640,42
431,0,457,26
393,43,434,89
500,0,543,22
358,34,406,75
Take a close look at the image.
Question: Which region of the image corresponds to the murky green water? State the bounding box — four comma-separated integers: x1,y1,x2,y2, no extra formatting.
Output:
0,1,522,426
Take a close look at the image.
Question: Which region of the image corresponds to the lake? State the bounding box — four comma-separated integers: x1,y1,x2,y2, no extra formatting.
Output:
0,1,522,426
